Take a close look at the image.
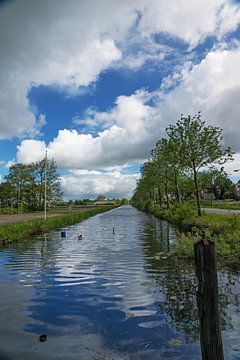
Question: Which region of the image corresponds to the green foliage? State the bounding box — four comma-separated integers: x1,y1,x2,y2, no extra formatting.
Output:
1,157,62,212
204,202,240,210
132,112,233,217
175,233,196,258
96,194,106,201
168,201,197,226
144,199,154,212
134,199,240,268
0,207,18,214
166,112,233,215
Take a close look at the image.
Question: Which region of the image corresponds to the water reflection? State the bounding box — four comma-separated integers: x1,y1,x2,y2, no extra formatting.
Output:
0,206,239,359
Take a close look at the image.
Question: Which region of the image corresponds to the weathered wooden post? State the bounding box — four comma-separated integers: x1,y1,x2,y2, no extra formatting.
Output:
194,237,224,360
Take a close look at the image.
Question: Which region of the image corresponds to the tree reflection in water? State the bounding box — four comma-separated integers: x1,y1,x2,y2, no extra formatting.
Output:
140,215,240,351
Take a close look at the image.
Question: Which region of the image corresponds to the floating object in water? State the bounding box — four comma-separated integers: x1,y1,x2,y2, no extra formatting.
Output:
61,231,66,238
78,234,82,240
113,227,115,234
39,334,47,342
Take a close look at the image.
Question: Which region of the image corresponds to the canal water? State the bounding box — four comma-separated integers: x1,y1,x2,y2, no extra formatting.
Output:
0,205,239,360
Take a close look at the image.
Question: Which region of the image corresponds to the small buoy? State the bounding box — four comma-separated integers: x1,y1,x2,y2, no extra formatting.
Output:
78,234,82,240
61,231,66,238
113,227,115,234
39,334,47,342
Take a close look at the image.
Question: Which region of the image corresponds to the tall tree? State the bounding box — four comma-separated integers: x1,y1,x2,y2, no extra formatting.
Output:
5,164,34,211
152,138,183,204
32,158,63,210
166,112,233,215
4,159,62,211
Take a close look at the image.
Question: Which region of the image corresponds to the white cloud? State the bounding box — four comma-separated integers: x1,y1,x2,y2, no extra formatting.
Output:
222,153,240,176
5,159,16,169
17,90,161,168
3,0,240,199
157,47,240,152
138,0,240,46
17,140,46,164
0,0,127,139
1,0,239,139
61,169,139,199
17,45,240,176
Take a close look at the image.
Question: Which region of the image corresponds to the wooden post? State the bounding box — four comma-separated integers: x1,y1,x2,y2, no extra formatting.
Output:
194,238,224,360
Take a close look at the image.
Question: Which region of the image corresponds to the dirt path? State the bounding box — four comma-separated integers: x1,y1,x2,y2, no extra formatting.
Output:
0,213,62,225
0,208,97,225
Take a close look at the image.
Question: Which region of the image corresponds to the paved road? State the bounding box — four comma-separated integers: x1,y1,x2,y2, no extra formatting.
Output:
202,208,240,215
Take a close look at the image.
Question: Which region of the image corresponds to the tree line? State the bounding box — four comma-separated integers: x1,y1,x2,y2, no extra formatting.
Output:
132,112,234,216
0,158,62,212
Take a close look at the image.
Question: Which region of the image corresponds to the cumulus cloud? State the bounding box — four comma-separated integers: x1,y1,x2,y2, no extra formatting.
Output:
18,45,240,172
17,90,162,168
220,153,240,176
61,169,139,199
158,47,240,151
0,0,127,139
139,0,240,46
1,0,239,139
2,0,240,199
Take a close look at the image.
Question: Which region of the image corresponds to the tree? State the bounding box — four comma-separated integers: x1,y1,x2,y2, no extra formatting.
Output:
96,194,106,201
5,163,34,211
152,138,183,204
166,112,233,215
199,168,234,204
31,158,63,209
0,182,15,208
4,158,62,211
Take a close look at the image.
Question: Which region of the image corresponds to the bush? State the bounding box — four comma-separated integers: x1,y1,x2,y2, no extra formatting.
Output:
144,199,154,212
169,201,197,226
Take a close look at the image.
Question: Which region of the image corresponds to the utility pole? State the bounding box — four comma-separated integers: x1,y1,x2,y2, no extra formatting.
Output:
44,150,47,220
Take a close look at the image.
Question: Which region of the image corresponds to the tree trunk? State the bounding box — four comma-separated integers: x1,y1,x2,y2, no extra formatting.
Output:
174,170,181,203
158,187,162,207
165,183,169,209
210,186,213,206
193,166,201,216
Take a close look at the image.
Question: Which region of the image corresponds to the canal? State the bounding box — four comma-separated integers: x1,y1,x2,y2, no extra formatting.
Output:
0,205,239,359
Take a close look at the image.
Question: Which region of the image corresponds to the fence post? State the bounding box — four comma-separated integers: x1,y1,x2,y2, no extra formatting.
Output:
194,237,224,360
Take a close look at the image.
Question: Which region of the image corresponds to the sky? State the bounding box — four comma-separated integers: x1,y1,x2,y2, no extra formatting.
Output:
1,0,240,199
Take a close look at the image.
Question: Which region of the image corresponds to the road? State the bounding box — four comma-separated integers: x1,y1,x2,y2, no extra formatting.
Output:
202,208,240,215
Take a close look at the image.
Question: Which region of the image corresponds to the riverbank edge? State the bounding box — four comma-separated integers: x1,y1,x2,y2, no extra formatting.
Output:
132,203,240,270
0,206,117,246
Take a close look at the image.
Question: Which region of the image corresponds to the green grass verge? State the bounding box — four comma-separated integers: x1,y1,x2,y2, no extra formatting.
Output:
203,202,240,210
0,206,116,246
134,201,240,269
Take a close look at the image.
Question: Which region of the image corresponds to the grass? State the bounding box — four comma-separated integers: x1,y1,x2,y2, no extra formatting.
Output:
0,206,116,246
134,200,240,269
203,201,240,210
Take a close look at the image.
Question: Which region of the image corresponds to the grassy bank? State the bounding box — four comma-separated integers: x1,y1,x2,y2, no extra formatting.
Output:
134,201,240,269
0,206,116,246
203,202,240,210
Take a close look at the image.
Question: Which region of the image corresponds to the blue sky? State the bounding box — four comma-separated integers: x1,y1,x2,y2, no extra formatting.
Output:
1,0,240,199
